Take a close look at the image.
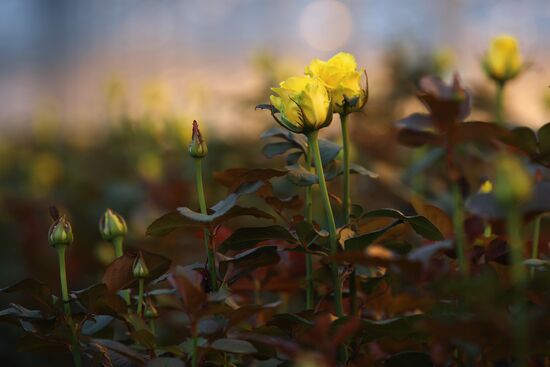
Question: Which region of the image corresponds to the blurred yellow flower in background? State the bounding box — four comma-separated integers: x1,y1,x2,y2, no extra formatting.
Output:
30,152,63,196
494,155,532,205
483,34,523,83
270,75,332,133
137,152,163,181
305,52,366,114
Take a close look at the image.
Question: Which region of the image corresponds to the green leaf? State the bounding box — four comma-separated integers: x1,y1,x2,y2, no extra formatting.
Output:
295,221,328,248
147,205,274,237
81,315,114,336
360,315,426,342
286,164,318,186
318,138,341,166
147,358,186,367
537,122,550,156
262,142,297,158
464,192,505,219
209,338,257,354
179,181,264,222
385,351,433,367
362,209,444,241
221,246,280,284
349,163,379,178
131,329,157,349
92,338,146,364
511,126,538,156
260,127,307,152
219,225,296,253
345,221,402,251
0,279,54,314
286,151,303,165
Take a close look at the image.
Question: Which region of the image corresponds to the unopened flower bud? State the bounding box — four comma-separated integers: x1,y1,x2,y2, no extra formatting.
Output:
483,34,523,84
48,215,74,247
144,303,159,319
133,257,150,279
188,120,208,158
99,208,127,241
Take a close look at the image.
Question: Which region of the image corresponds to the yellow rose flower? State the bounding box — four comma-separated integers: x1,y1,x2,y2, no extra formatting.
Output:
269,76,332,134
305,52,367,114
483,34,523,83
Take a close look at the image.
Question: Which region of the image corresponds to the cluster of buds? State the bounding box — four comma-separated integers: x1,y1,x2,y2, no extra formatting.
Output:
260,52,368,135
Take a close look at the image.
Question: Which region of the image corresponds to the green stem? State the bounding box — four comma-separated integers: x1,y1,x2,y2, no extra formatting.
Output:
341,113,351,223
57,245,71,315
530,215,542,277
341,113,358,316
194,158,218,291
495,81,506,126
56,245,82,367
137,279,144,316
191,335,198,367
305,143,314,309
112,236,130,305
150,319,156,336
308,131,344,317
451,182,469,274
506,206,527,367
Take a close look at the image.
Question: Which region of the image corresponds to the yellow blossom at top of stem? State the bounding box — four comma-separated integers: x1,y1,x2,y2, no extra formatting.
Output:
270,76,332,134
305,52,367,114
483,34,523,83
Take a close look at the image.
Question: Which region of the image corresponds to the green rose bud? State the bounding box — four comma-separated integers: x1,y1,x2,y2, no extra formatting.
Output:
99,208,127,241
48,215,74,247
144,303,159,319
188,120,208,158
133,256,150,279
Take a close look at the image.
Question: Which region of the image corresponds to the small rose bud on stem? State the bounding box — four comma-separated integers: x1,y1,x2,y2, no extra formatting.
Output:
189,121,218,291
133,254,150,316
48,207,82,367
99,208,131,305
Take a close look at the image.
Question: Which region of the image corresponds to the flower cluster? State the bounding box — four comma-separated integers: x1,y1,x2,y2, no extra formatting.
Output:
268,52,367,134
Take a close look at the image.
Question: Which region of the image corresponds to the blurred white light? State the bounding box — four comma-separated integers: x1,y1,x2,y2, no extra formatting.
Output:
299,0,353,51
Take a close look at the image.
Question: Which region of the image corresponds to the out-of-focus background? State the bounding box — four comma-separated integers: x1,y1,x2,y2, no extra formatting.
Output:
0,0,549,362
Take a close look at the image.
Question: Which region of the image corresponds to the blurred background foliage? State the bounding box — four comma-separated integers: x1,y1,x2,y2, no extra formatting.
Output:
0,1,549,364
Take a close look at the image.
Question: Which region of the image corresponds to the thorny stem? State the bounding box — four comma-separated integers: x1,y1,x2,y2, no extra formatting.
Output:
195,158,218,291
112,236,130,305
305,143,314,309
308,131,344,317
56,245,82,367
